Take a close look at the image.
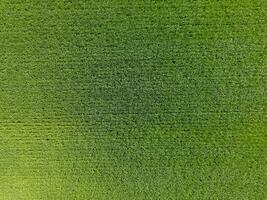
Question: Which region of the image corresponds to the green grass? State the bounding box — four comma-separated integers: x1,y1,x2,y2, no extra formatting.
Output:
0,1,266,199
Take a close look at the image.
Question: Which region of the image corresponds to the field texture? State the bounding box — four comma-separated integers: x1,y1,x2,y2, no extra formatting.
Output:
0,1,266,199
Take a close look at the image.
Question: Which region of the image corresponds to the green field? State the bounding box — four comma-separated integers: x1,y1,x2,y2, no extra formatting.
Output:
0,1,266,199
